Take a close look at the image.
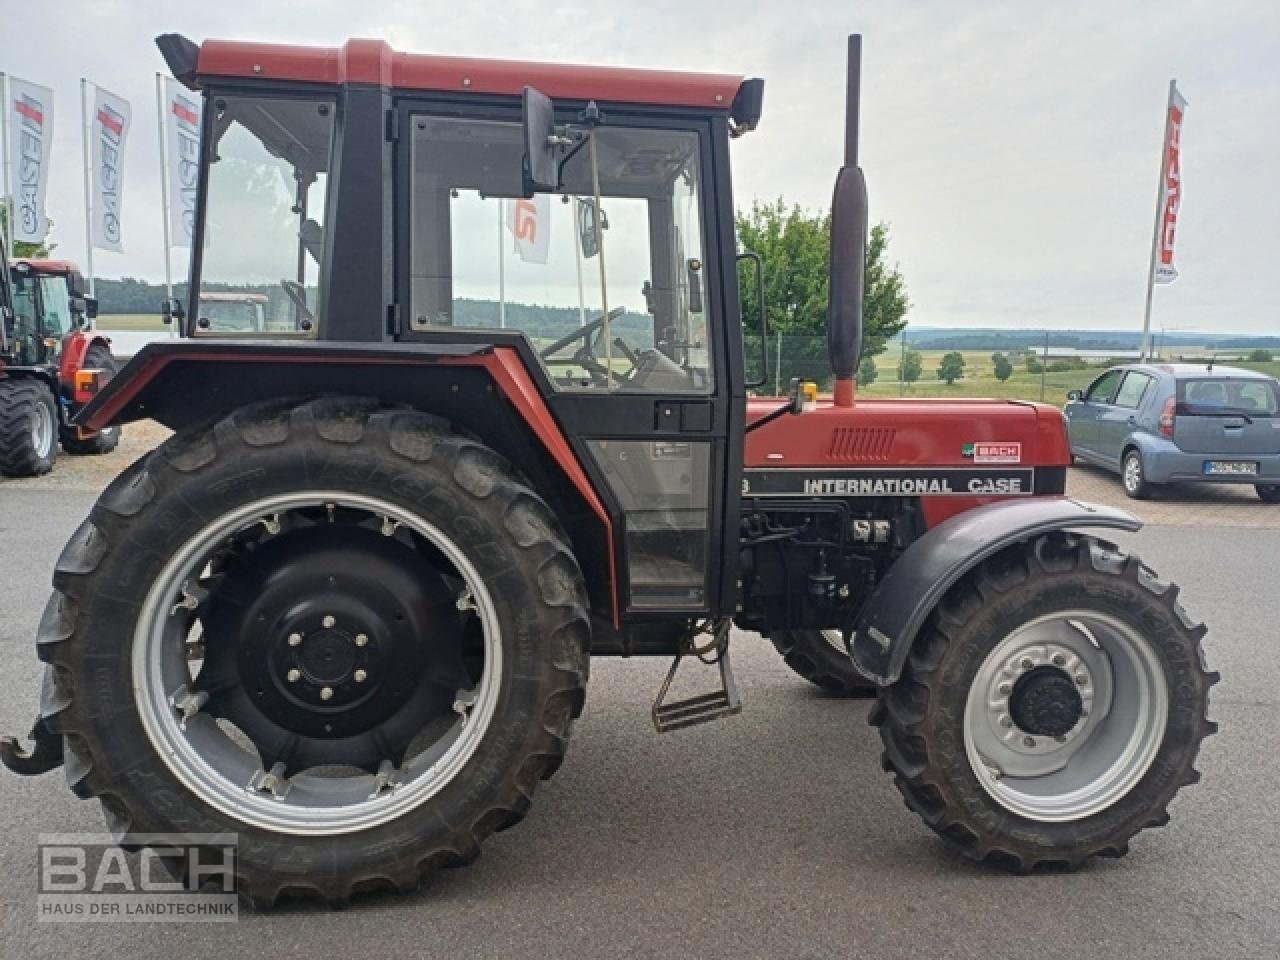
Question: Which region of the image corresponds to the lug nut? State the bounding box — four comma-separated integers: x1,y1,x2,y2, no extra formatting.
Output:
1020,658,1035,670
288,632,303,647
355,633,368,647
1052,653,1066,667
999,715,1012,728
1054,735,1067,743
1023,736,1036,748
998,682,1012,696
320,686,334,701
286,668,301,683
323,615,336,629
354,669,367,683
1075,673,1089,686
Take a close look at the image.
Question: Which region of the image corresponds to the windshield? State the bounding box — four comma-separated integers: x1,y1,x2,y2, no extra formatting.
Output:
409,118,711,393
1178,377,1279,417
196,95,334,335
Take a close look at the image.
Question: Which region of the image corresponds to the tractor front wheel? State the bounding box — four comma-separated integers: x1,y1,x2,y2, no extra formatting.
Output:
36,398,589,907
0,378,58,477
60,343,121,456
872,533,1216,871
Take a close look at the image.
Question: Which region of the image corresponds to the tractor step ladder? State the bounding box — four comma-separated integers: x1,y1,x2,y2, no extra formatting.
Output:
651,621,742,733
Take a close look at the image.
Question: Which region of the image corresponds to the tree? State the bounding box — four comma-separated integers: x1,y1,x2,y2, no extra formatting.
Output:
1247,348,1274,362
736,200,909,386
992,352,1013,382
899,348,923,384
937,351,966,385
858,354,878,386
0,201,55,258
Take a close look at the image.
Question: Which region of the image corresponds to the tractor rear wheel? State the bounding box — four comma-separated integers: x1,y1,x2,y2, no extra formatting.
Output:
770,629,876,696
0,378,58,477
36,398,589,907
871,533,1216,871
60,344,121,455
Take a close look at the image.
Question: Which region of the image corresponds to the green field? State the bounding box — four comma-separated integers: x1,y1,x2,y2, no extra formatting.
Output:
95,316,1280,409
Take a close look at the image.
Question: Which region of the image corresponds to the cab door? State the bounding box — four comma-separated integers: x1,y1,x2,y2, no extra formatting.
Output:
396,101,742,617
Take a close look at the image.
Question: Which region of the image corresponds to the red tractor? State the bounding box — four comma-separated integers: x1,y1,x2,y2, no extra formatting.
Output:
1,32,1216,906
0,247,121,476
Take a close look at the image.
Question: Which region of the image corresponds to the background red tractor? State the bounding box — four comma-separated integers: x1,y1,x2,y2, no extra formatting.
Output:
0,247,121,476
0,32,1215,907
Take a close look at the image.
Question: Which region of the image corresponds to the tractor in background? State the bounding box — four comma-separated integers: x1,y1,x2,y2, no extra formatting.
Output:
0,251,120,476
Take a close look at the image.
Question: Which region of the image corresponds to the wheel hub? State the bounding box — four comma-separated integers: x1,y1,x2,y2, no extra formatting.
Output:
1008,666,1083,737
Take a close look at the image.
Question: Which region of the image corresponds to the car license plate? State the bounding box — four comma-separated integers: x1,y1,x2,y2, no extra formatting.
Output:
1203,460,1259,475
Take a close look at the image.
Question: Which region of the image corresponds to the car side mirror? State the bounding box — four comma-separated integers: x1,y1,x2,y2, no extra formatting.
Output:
161,297,185,325
521,86,558,196
1066,389,1083,402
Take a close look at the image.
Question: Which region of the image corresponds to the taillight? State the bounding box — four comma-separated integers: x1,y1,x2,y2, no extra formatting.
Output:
1159,396,1176,438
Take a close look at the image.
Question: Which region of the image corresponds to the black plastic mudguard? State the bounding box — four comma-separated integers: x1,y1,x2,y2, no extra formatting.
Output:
850,497,1141,685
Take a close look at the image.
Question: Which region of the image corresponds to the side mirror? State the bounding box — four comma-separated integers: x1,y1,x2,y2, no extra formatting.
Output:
1066,389,1083,402
737,250,767,389
161,297,185,325
521,86,558,196
83,296,98,321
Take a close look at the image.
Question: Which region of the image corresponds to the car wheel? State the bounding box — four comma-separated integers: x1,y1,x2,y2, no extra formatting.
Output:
1122,450,1152,500
1256,484,1280,504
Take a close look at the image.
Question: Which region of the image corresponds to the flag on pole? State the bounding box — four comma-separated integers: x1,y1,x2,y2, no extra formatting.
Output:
507,193,551,264
88,84,131,252
1154,84,1186,284
7,77,54,244
163,76,201,248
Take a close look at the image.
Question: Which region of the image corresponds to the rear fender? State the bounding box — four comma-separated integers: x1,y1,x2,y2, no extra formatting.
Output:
850,497,1141,684
75,339,620,624
58,330,112,387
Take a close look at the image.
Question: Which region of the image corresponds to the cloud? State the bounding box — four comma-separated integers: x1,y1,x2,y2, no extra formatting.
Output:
5,0,1278,332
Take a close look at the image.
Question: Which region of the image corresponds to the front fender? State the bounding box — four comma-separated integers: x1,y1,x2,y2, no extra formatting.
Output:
850,497,1141,685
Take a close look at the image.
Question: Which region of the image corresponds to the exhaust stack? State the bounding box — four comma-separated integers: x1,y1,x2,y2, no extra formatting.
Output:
827,35,869,407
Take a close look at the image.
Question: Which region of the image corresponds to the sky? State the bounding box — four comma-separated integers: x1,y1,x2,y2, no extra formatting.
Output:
1,0,1277,334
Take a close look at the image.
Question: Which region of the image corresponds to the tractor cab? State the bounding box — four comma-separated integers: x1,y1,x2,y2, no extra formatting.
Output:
5,260,97,368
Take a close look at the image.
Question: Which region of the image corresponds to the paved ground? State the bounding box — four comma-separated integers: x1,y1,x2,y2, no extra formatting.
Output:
0,482,1277,958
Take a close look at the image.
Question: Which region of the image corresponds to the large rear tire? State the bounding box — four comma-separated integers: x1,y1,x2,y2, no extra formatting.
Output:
872,533,1216,872
0,378,58,477
60,343,121,456
36,398,589,907
769,629,877,696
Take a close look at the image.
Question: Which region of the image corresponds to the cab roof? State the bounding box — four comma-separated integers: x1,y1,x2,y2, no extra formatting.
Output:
9,259,80,277
193,37,748,112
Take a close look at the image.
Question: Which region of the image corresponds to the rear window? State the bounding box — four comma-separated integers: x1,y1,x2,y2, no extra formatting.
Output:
1177,378,1279,417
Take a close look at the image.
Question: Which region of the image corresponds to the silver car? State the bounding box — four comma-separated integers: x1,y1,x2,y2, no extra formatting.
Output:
1065,362,1280,501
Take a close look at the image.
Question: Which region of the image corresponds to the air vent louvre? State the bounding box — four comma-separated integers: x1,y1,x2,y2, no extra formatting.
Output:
828,426,896,462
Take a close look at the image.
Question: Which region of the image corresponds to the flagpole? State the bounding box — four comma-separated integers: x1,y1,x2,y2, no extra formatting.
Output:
0,73,11,233
498,199,506,328
1140,79,1176,362
79,78,96,297
155,74,176,337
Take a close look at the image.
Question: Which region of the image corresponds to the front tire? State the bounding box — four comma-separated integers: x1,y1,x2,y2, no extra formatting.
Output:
60,343,121,455
872,534,1216,872
0,379,58,477
1256,484,1280,504
769,629,877,696
37,398,589,906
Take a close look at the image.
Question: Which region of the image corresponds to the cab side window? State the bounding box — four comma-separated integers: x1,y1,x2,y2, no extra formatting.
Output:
38,277,74,336
1085,369,1125,405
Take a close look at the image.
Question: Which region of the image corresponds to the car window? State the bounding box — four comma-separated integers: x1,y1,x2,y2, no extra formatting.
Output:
1085,369,1125,404
1179,377,1279,416
1113,372,1153,409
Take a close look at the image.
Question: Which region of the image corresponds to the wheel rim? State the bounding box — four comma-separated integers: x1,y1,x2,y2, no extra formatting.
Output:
132,491,503,836
963,610,1168,821
31,399,53,457
1123,454,1141,493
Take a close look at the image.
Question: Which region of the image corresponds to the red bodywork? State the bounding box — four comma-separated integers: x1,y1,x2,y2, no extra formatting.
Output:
746,396,1072,528
196,38,745,109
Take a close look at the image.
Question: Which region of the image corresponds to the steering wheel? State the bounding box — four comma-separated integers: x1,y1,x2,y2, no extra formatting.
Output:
539,307,627,385
280,279,316,330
